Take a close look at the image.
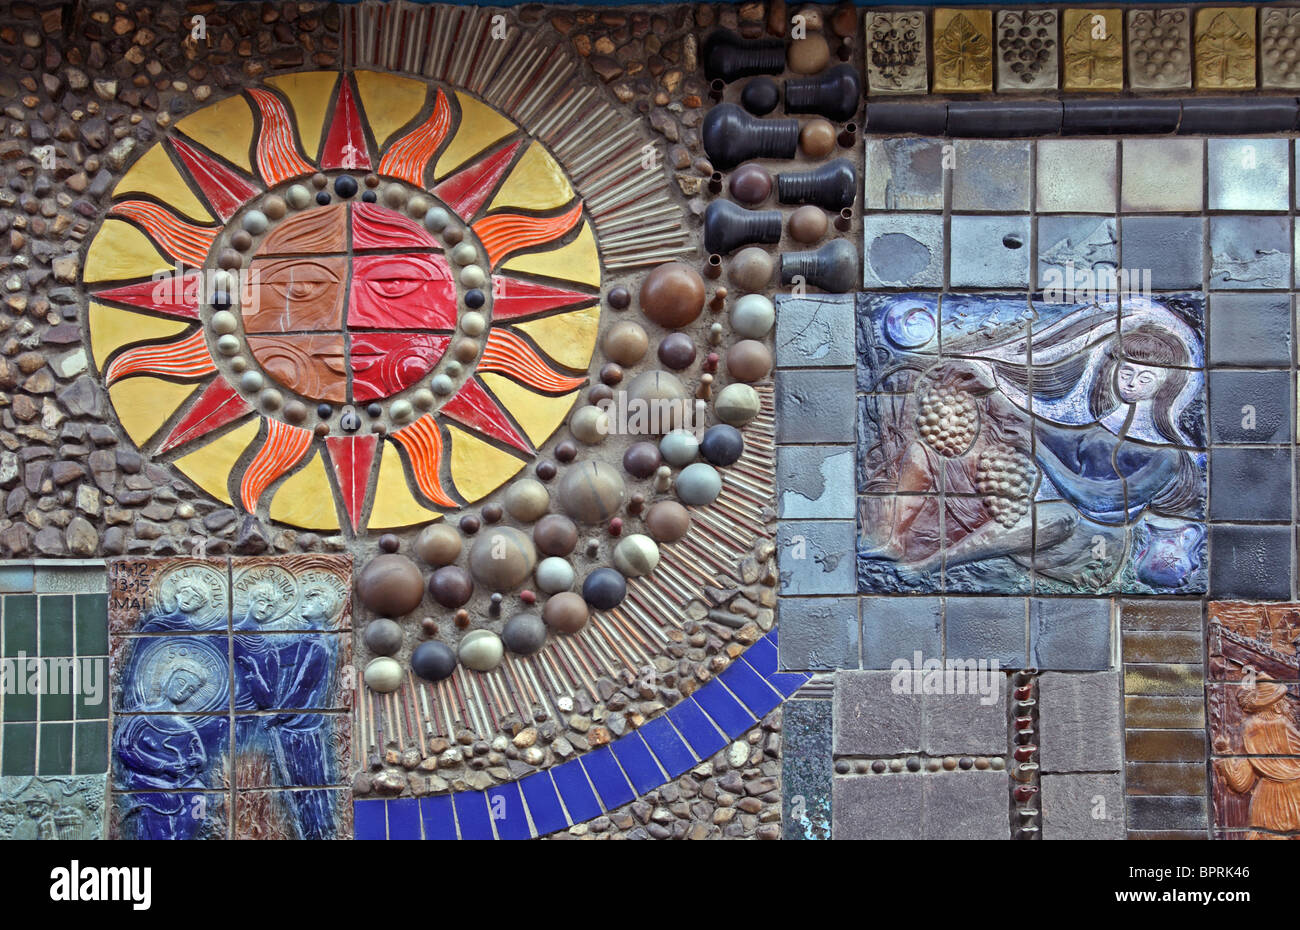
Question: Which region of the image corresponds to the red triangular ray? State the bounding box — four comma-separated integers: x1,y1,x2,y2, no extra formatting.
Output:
320,77,371,170
94,272,202,320
440,377,533,454
325,434,378,531
490,275,595,321
170,136,262,221
157,378,254,453
430,140,522,219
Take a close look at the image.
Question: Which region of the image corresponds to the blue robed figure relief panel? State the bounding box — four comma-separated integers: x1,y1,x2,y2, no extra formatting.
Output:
857,293,1207,596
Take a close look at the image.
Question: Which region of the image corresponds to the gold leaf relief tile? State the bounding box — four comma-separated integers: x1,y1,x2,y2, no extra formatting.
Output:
932,8,994,93
1195,7,1257,89
1062,9,1125,91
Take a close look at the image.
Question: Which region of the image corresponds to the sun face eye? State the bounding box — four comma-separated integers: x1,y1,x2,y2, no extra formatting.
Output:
363,275,424,300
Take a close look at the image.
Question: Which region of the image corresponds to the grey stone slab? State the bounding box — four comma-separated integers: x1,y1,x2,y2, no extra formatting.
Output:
950,215,1032,288
775,369,856,444
777,521,857,596
1210,215,1292,290
922,770,1010,839
1037,140,1117,213
952,140,1031,212
944,596,1027,667
1036,215,1117,291
922,686,1008,756
1209,524,1292,600
774,293,856,368
862,214,944,288
1208,370,1291,444
863,138,944,210
861,595,942,670
1126,795,1208,832
0,565,34,594
1126,8,1192,91
832,773,922,839
777,445,855,520
1121,137,1203,212
1029,598,1113,671
1038,671,1123,773
1041,773,1126,839
996,9,1059,92
833,669,921,755
33,565,108,594
778,597,860,672
782,700,832,840
1208,293,1292,367
1120,216,1204,289
1209,138,1289,211
1209,448,1292,522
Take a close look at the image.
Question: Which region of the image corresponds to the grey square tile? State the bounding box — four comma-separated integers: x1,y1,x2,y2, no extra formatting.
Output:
996,9,1059,92
861,595,942,669
1121,138,1203,212
776,369,856,443
952,140,1031,212
862,214,944,288
1029,598,1113,671
1210,215,1291,290
778,597,860,671
1209,448,1292,522
777,446,856,520
833,669,920,755
1209,524,1292,599
833,774,922,839
1037,139,1117,213
1208,370,1291,443
922,771,1010,839
1037,215,1118,290
944,596,1027,667
777,521,857,596
1041,773,1126,839
775,293,856,368
1209,139,1290,211
1121,216,1204,289
1208,293,1292,367
922,687,1008,756
1127,795,1207,831
863,138,944,210
1038,671,1122,772
950,215,1032,288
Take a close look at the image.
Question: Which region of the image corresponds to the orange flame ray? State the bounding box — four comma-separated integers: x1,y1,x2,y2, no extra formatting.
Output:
248,88,317,186
390,415,458,507
478,328,588,393
239,419,314,511
377,90,452,187
103,329,216,386
471,202,584,268
109,201,219,267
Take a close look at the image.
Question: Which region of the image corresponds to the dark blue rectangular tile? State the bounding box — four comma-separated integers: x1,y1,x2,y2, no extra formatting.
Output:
745,635,779,676
386,798,421,840
486,781,531,840
693,680,757,737
579,747,636,810
667,698,727,758
519,772,568,837
550,760,601,822
637,716,697,777
453,789,495,840
719,658,783,718
354,799,387,840
420,793,457,841
767,671,810,697
609,732,665,795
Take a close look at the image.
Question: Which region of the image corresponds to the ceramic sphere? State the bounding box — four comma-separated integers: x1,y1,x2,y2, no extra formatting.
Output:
639,262,705,329
410,640,457,682
535,556,576,593
356,554,425,616
364,657,403,693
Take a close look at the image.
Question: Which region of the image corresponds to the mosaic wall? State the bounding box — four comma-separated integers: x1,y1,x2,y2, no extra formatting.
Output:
1,0,1300,842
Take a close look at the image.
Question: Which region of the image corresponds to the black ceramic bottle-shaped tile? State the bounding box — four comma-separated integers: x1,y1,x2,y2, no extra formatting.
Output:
702,104,800,170
703,199,782,255
703,28,787,83
777,158,857,211
779,238,857,293
784,64,862,122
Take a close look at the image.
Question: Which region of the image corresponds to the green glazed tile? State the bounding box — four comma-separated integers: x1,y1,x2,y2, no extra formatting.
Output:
37,721,73,774
39,595,74,656
75,721,108,774
1,722,36,775
75,594,109,655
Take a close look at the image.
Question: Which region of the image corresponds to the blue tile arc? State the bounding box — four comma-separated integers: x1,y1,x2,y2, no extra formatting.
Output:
518,771,569,836
718,657,784,718
667,698,728,758
579,747,637,810
636,715,698,777
386,798,421,840
609,732,667,795
453,789,495,840
420,794,458,841
550,761,602,822
354,799,386,840
486,782,532,840
692,678,758,737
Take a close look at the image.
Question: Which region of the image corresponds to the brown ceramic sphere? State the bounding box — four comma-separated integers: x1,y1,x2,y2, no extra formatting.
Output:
645,500,692,543
639,262,705,329
543,591,589,634
558,461,626,524
728,163,773,205
588,383,614,405
728,247,774,292
454,338,479,363
218,248,242,270
428,565,474,608
263,195,287,220
414,523,462,567
555,441,578,463
468,526,537,591
800,118,836,158
534,513,579,556
504,478,550,522
657,332,698,370
607,285,631,310
442,226,464,245
603,320,649,365
481,503,503,523
356,553,425,616
622,441,663,479
230,230,253,251
600,362,624,385
788,34,831,73
788,205,828,244
726,339,773,382
283,400,308,424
